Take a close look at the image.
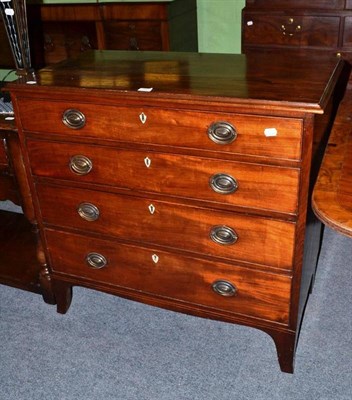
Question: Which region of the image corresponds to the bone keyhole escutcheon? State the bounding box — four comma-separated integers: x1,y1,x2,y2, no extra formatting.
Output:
144,157,151,168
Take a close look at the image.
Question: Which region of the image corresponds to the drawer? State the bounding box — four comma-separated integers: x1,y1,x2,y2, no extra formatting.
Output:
46,228,291,324
28,140,300,214
103,21,162,51
245,0,344,9
37,184,296,270
18,99,303,161
343,17,352,47
39,4,101,21
243,14,340,48
100,4,167,20
42,22,98,65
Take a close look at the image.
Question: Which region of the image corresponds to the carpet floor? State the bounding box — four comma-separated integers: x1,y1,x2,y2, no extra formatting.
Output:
1,227,351,399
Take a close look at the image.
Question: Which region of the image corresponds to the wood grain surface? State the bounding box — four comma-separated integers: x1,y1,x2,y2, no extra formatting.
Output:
312,88,352,237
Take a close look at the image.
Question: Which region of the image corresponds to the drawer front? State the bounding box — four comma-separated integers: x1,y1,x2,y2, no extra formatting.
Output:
18,99,303,160
101,4,166,20
245,0,344,9
37,184,296,270
46,228,291,324
343,17,352,47
28,140,300,214
42,22,98,65
104,21,162,51
243,14,340,48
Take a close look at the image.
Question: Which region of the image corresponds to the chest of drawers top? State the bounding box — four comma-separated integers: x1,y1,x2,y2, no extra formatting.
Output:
9,50,344,115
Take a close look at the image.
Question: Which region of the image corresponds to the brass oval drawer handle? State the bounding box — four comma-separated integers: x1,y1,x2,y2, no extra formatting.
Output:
86,252,107,269
77,202,100,221
210,173,238,194
212,280,237,297
69,155,93,175
208,121,237,145
62,109,86,129
210,225,238,245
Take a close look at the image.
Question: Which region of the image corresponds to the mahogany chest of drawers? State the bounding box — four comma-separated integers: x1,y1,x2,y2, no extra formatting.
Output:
242,0,352,62
8,50,348,373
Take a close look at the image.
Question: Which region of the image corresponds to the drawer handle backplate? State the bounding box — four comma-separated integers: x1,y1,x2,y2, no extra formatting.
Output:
210,173,238,194
62,109,86,129
69,155,93,175
86,252,107,269
208,121,237,145
77,202,100,221
212,280,237,297
281,18,302,37
210,225,238,245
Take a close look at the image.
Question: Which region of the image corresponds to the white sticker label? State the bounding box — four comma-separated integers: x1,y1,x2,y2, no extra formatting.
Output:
264,128,278,137
5,8,14,16
138,87,153,92
5,116,15,120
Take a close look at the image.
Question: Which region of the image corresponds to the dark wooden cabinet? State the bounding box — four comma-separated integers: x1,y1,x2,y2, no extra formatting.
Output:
8,49,348,373
242,0,352,62
244,0,345,9
0,0,198,69
39,0,197,66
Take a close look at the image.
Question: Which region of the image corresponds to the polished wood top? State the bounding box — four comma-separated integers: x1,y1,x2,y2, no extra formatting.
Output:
312,87,352,237
7,50,346,114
